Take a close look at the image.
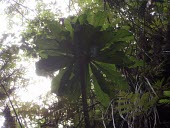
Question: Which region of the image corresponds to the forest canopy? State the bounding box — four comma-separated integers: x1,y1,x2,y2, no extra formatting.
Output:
0,0,170,128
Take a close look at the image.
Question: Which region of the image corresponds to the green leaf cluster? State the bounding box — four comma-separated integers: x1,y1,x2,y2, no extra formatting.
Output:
33,14,134,104
116,91,158,116
159,91,170,104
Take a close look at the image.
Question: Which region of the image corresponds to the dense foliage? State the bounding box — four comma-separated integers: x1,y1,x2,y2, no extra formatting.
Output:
0,34,25,128
1,0,170,128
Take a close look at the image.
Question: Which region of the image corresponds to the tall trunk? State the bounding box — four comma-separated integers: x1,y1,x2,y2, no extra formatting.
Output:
80,57,90,128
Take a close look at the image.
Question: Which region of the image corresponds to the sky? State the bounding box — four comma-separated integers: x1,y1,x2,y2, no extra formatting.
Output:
0,0,75,127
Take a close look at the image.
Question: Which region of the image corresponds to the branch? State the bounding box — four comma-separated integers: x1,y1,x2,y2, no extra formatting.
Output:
0,83,23,128
11,0,36,13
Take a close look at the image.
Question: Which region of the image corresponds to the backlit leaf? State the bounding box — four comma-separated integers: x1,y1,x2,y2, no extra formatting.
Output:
96,51,133,66
163,91,170,97
90,62,114,96
91,74,110,107
51,69,66,94
36,56,73,76
94,61,129,90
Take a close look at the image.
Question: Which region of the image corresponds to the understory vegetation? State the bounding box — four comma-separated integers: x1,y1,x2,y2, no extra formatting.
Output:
0,0,170,128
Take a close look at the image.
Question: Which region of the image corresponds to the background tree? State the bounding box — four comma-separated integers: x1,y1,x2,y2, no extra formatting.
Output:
100,0,170,127
0,34,25,128
1,0,170,127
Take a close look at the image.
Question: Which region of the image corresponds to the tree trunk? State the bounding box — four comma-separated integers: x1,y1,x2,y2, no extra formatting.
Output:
79,57,91,128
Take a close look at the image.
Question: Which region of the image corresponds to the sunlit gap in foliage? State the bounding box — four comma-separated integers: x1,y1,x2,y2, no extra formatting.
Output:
15,53,58,127
0,0,80,127
16,51,56,103
0,116,5,127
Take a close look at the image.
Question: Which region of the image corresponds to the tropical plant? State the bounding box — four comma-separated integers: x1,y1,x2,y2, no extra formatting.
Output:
19,0,170,127
24,11,135,127
70,0,170,127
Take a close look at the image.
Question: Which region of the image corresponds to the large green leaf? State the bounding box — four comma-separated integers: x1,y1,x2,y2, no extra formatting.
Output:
47,20,65,39
94,61,129,90
57,65,81,100
129,56,144,68
64,16,77,38
93,30,115,49
35,38,74,57
90,62,114,96
113,29,133,41
91,74,110,107
58,40,74,55
38,50,69,58
96,29,133,46
66,76,81,100
78,14,88,24
51,63,81,100
51,69,66,94
96,51,133,66
100,41,128,52
35,38,59,49
163,91,170,97
36,55,73,76
87,11,107,27
94,29,133,50
36,42,75,59
58,66,73,95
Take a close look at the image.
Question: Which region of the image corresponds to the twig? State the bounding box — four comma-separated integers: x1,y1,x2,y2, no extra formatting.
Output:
111,104,116,128
0,83,23,128
153,107,159,128
102,111,107,128
12,98,29,128
11,0,36,13
144,77,157,96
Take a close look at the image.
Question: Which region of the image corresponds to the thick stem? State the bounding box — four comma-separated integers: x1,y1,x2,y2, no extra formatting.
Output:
80,57,91,128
